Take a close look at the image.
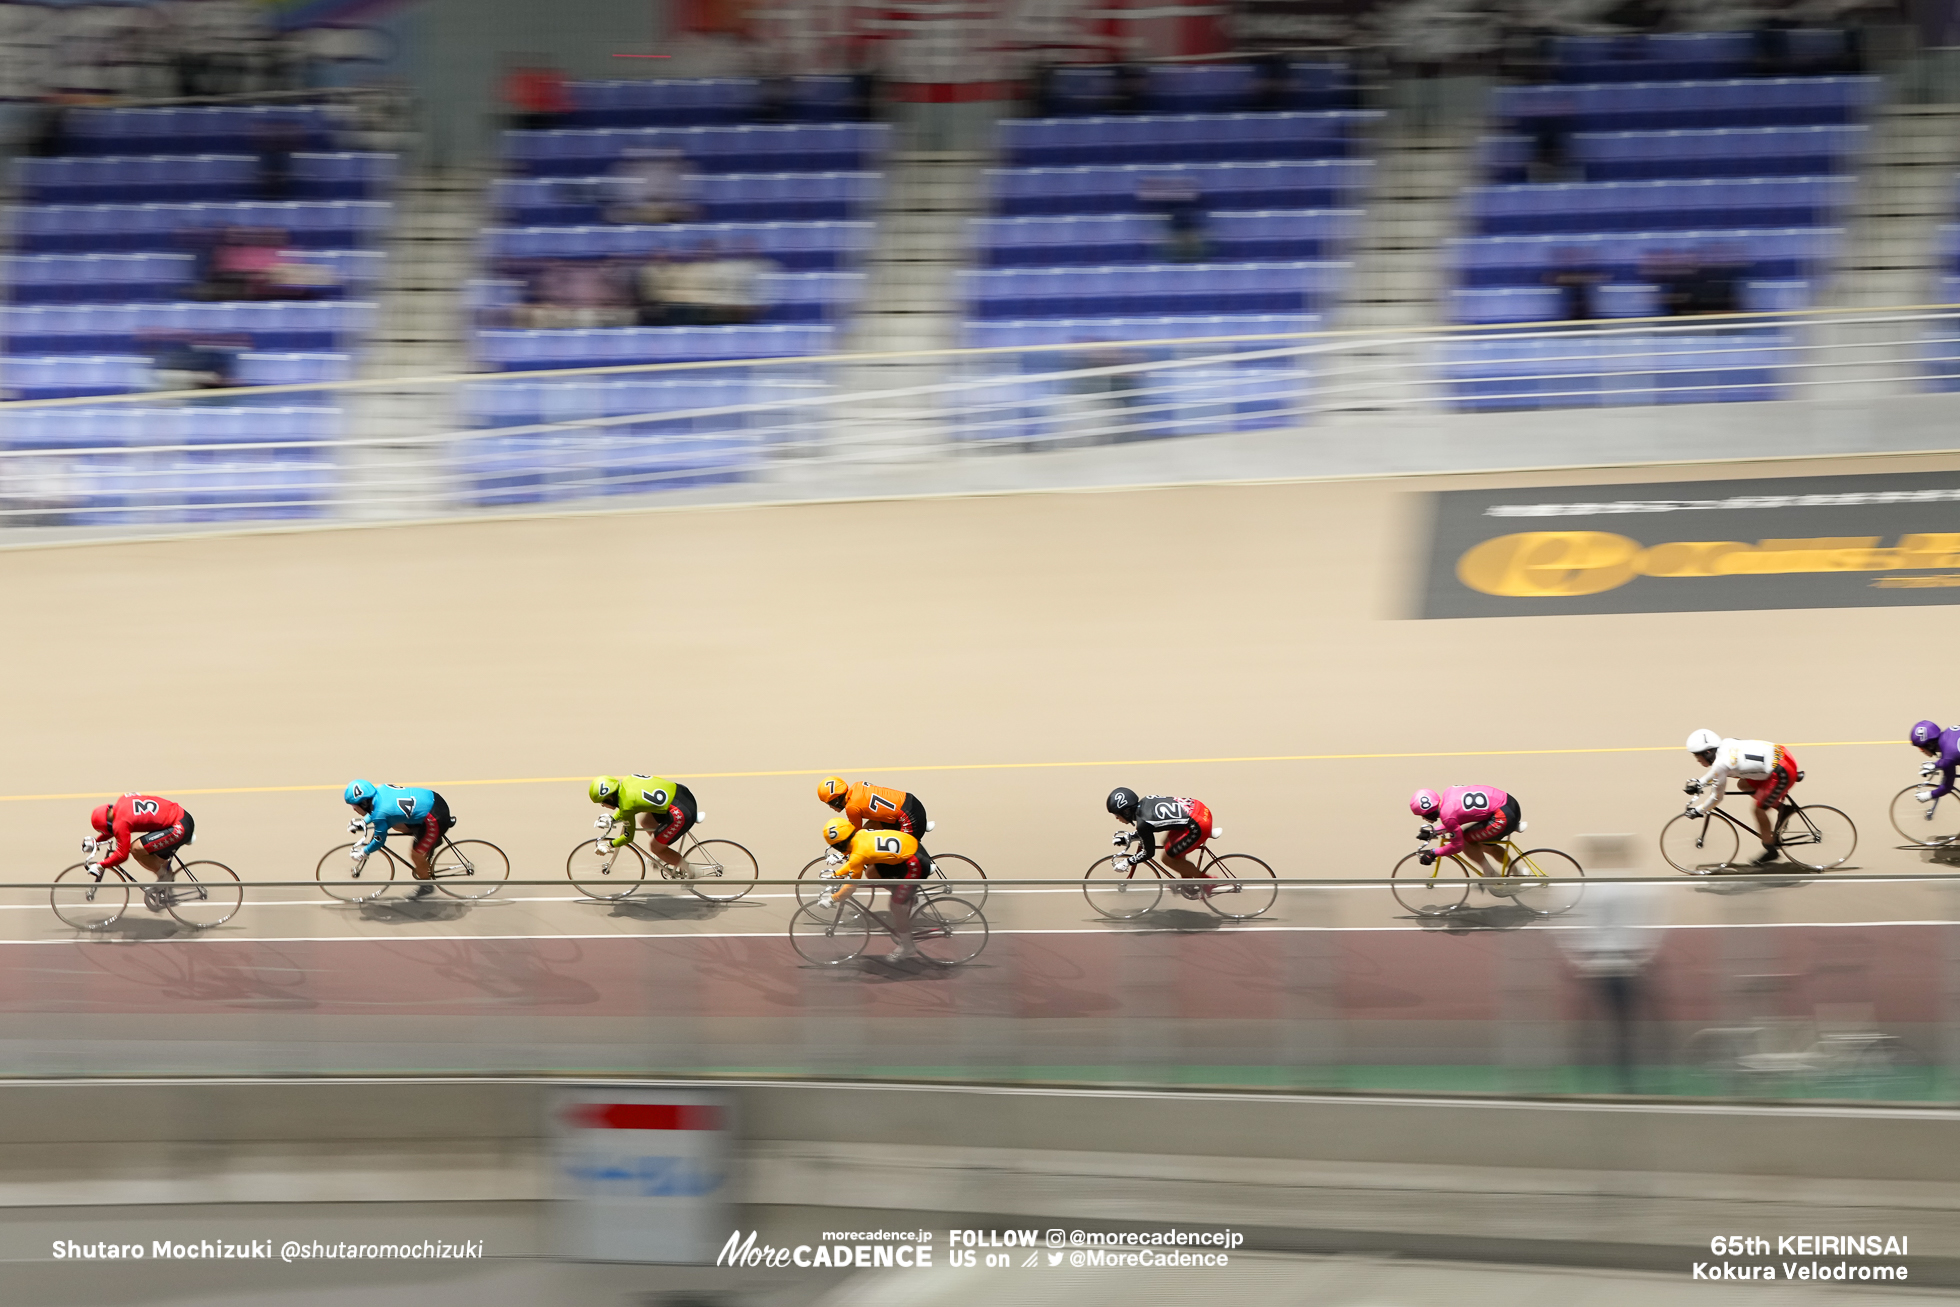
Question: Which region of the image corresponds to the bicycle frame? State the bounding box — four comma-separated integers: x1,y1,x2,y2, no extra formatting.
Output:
354,821,475,879
78,850,210,906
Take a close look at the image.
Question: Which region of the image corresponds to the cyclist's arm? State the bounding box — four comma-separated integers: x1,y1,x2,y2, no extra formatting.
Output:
359,817,391,856
608,796,645,847
1689,759,1730,814
96,815,134,868
1434,816,1467,858
1931,757,1959,800
1130,824,1159,860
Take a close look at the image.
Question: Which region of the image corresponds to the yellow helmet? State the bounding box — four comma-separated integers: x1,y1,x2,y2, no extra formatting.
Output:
822,816,855,848
817,776,848,808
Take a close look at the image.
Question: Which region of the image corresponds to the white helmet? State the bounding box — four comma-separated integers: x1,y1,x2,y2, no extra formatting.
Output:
1685,728,1721,754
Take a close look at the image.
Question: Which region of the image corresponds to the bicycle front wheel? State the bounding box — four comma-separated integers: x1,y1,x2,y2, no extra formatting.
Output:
52,863,128,931
434,839,511,900
316,843,397,903
1202,852,1278,920
684,838,759,903
167,861,243,929
789,900,872,965
796,855,843,909
1509,848,1584,916
913,897,988,965
1777,803,1857,872
1890,784,1960,847
1659,813,1739,874
1391,851,1469,915
925,853,988,913
1082,855,1163,919
567,838,646,900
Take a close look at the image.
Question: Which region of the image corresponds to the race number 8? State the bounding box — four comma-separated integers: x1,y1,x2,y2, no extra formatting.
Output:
1461,791,1489,810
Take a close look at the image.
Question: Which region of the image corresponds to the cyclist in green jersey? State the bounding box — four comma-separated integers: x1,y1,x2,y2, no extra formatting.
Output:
589,775,698,872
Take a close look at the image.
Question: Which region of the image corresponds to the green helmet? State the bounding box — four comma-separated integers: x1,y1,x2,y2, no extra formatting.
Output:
589,776,621,805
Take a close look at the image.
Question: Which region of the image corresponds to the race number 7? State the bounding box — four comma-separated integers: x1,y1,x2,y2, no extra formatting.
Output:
867,793,899,814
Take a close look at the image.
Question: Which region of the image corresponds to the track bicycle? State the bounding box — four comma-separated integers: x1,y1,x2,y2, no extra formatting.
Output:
565,815,758,903
795,841,988,916
788,878,988,967
53,844,243,931
1389,832,1584,917
1890,769,1960,848
1660,787,1856,874
1082,830,1279,921
315,819,510,903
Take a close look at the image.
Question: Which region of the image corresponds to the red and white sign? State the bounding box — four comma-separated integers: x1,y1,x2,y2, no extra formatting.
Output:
552,1087,733,1264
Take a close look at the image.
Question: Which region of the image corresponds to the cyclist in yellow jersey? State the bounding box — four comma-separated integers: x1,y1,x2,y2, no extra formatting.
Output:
814,815,926,961
589,775,698,872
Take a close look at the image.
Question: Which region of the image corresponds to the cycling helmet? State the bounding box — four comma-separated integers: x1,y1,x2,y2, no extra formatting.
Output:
589,775,620,805
89,803,114,836
343,779,378,810
1912,720,1943,751
1685,728,1721,756
1410,789,1441,818
817,776,849,809
822,816,855,848
1105,787,1140,822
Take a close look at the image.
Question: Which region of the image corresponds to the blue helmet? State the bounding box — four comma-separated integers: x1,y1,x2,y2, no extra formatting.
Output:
343,779,378,809
1912,720,1943,750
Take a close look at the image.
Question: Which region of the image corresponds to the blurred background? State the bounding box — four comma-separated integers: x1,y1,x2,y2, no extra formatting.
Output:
3,0,1960,1303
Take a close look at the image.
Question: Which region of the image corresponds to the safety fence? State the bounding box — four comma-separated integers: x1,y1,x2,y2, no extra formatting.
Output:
4,871,1958,1104
1,304,1956,535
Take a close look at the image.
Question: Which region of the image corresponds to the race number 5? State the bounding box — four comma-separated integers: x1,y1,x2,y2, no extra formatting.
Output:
873,835,903,855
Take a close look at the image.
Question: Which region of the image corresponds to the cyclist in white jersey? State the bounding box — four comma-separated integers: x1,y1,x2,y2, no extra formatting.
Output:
1683,728,1801,867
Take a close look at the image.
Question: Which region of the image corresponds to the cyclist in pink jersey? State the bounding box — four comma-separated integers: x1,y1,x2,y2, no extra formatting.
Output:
1410,785,1521,878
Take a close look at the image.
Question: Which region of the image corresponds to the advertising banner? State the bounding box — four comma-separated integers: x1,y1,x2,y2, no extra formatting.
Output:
552,1087,733,1263
1419,471,1960,619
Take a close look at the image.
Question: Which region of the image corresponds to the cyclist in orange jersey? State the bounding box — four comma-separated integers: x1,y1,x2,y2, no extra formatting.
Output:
816,775,930,837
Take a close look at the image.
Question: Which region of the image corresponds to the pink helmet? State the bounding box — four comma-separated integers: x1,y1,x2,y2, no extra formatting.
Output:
1410,789,1441,818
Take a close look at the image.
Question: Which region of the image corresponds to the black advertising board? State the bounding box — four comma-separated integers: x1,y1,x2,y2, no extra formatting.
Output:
1419,471,1960,619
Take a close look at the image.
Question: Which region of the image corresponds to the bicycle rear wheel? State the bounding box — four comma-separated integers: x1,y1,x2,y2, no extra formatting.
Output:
1202,853,1278,920
1508,848,1584,916
1391,851,1469,915
567,838,646,900
166,861,243,929
1890,784,1960,847
913,897,988,965
1082,855,1163,919
925,853,988,912
1776,803,1856,872
316,843,397,903
684,838,758,903
52,863,128,931
1659,812,1739,874
789,900,872,965
433,839,511,900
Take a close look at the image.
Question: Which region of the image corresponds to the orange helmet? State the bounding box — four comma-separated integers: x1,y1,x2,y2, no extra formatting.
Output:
817,776,848,809
90,803,114,836
822,816,855,848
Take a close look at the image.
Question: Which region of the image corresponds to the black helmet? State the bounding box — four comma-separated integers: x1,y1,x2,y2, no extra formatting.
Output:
1106,787,1140,821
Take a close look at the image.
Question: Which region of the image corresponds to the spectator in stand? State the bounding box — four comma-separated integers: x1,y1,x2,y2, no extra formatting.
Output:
1526,89,1576,184
1112,62,1150,114
604,148,696,225
700,239,776,324
1644,248,1699,317
255,117,303,201
503,59,571,132
661,246,718,326
1686,244,1746,315
1249,53,1292,112
26,93,75,158
1545,249,1604,322
848,38,883,122
1137,174,1207,263
634,253,675,326
149,333,246,391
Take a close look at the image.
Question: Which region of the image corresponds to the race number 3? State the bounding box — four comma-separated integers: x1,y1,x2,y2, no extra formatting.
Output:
131,799,160,816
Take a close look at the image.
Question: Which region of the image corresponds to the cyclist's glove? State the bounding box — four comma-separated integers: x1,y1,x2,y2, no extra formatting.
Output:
1683,779,1702,795
1113,855,1132,872
1111,831,1131,847
1417,825,1436,842
1417,851,1435,866
348,845,367,861
1917,788,1938,805
1684,804,1702,819
1923,762,1940,779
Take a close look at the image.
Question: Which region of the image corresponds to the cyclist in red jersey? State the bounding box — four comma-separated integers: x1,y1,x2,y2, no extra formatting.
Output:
86,794,194,911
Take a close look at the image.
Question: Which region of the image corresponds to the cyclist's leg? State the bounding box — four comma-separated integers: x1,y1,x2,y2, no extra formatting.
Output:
899,793,929,837
136,812,192,881
878,857,928,955
645,784,698,869
410,800,448,880
1162,804,1213,883
1749,764,1795,856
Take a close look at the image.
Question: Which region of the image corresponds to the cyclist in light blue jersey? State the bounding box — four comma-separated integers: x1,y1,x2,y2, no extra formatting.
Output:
344,779,453,898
